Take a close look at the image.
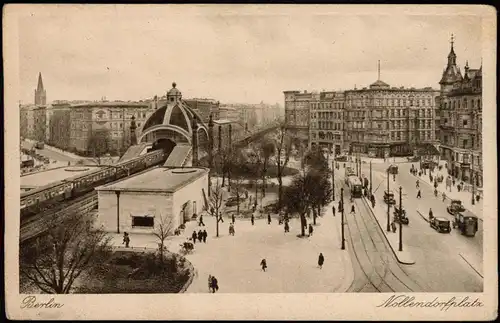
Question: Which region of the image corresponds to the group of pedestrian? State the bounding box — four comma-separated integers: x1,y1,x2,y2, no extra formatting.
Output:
192,230,208,243
208,275,219,293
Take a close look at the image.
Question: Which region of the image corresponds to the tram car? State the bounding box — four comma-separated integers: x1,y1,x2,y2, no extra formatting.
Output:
20,149,166,218
344,167,356,184
347,176,363,198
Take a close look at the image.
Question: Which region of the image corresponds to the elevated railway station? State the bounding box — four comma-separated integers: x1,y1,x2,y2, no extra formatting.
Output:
19,82,281,242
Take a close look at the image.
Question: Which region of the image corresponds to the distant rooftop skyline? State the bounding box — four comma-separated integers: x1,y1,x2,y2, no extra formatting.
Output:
18,5,483,105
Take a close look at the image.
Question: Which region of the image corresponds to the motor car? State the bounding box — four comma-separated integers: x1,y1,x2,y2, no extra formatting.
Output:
452,212,478,237
430,217,451,233
393,207,409,225
384,190,396,205
447,199,466,215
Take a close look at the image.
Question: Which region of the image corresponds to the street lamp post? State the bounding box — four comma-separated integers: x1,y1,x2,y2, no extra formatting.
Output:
471,152,475,205
341,187,345,250
331,160,336,201
369,160,373,198
398,186,403,252
386,168,391,232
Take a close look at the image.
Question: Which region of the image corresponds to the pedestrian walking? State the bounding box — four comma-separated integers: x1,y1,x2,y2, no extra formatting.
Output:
198,230,203,243
391,221,397,233
350,204,356,215
308,224,314,237
434,188,438,197
332,205,336,216
191,231,197,244
416,180,420,188
231,213,235,224
122,232,130,248
198,214,205,226
416,190,421,199
284,221,290,233
267,213,271,225
428,208,434,221
251,213,255,226
260,259,267,272
219,211,224,223
434,181,438,189
442,192,446,202
318,253,324,269
208,274,213,293
211,276,219,293
203,230,207,243
229,223,235,236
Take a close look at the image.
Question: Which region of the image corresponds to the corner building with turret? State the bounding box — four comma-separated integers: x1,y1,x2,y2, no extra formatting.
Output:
437,36,482,187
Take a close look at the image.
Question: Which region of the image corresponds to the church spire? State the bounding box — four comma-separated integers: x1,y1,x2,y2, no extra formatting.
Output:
34,72,47,105
447,33,457,66
37,72,44,91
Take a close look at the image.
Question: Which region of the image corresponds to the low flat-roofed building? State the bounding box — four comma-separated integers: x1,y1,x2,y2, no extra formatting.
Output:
21,165,99,192
95,167,209,234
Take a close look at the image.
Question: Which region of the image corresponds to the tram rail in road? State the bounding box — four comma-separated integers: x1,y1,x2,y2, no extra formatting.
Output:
338,176,423,293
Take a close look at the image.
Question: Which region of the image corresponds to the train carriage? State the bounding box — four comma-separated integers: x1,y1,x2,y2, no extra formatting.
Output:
20,149,167,219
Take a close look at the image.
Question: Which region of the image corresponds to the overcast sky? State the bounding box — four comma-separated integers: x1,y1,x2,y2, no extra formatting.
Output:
17,5,484,105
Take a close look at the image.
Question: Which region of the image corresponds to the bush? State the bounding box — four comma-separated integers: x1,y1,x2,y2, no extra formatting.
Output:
74,251,191,294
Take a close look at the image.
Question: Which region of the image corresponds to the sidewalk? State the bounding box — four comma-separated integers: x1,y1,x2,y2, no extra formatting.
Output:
363,196,415,265
183,206,353,293
412,162,483,218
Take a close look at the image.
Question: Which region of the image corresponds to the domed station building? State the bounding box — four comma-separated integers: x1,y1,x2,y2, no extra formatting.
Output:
137,82,210,165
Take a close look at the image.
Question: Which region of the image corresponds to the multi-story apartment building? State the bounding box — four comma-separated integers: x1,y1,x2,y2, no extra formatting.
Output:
20,104,36,139
33,106,47,143
283,90,312,148
218,105,241,123
437,37,482,187
48,102,72,149
184,98,220,123
309,91,346,154
69,101,152,155
345,68,439,158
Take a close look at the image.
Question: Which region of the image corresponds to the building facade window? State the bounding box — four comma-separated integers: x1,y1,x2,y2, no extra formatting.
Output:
132,215,154,227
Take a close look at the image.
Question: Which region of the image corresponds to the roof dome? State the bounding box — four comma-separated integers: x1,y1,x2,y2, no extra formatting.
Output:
167,82,182,98
369,79,390,89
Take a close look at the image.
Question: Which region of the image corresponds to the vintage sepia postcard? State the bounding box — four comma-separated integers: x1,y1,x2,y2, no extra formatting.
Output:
4,4,497,320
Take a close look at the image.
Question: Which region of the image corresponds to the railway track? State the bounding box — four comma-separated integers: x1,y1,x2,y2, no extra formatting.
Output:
20,192,98,243
342,182,423,292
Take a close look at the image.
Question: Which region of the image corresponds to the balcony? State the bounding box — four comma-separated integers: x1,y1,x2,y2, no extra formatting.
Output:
439,124,454,130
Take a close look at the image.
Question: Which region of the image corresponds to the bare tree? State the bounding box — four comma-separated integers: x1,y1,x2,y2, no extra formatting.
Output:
152,213,175,266
216,148,232,189
271,125,294,211
228,149,251,215
283,167,332,234
87,129,111,165
205,178,227,237
19,212,111,294
302,147,332,224
283,168,311,237
258,137,276,198
247,143,263,209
